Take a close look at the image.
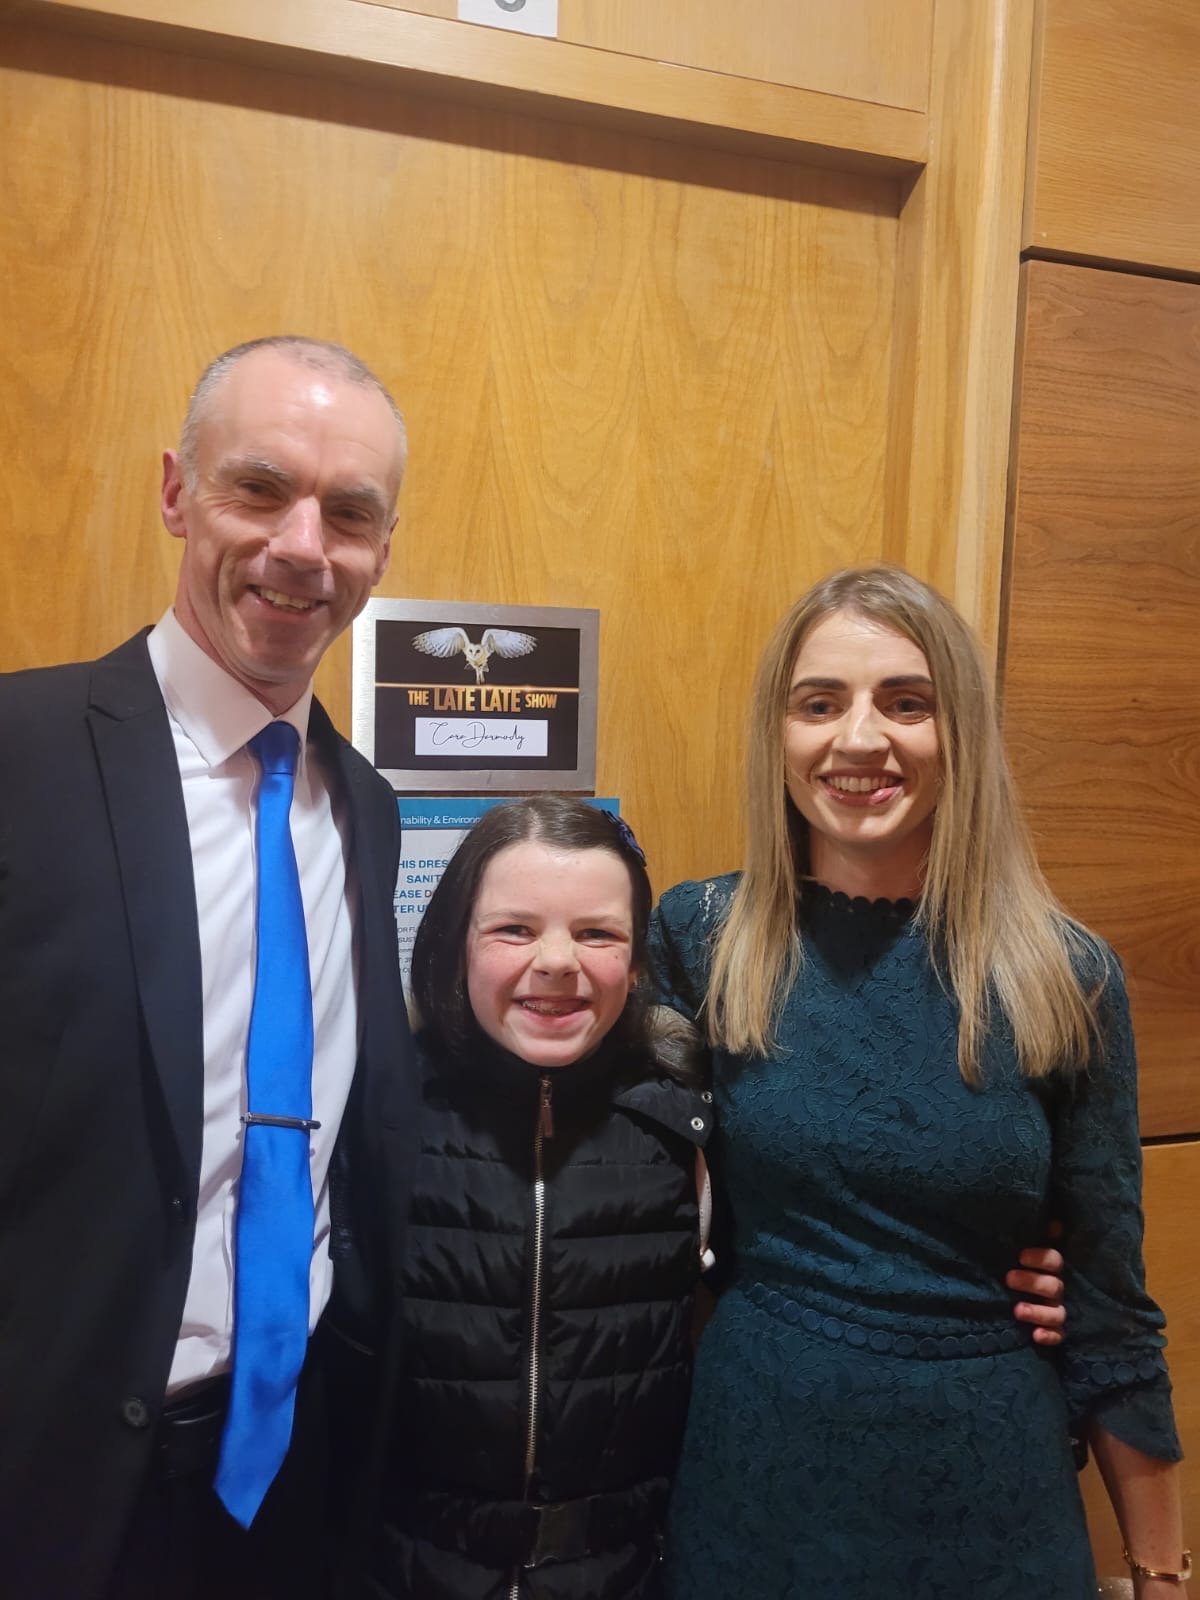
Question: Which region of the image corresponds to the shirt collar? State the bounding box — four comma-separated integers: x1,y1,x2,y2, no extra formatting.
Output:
146,608,313,770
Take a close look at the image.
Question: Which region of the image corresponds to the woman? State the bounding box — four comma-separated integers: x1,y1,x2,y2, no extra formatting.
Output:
651,567,1186,1597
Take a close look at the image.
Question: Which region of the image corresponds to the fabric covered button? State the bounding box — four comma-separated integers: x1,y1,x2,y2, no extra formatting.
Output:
782,1300,801,1326
1090,1361,1113,1385
844,1324,868,1348
868,1330,892,1354
121,1397,151,1430
800,1308,822,1334
978,1333,1000,1356
1113,1362,1136,1385
917,1337,940,1359
766,1291,783,1316
893,1334,917,1357
821,1317,844,1342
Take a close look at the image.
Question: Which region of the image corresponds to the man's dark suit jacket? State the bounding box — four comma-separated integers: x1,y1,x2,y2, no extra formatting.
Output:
0,631,417,1600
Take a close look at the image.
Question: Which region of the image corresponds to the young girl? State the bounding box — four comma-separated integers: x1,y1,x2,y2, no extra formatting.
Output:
353,795,711,1600
341,794,1067,1600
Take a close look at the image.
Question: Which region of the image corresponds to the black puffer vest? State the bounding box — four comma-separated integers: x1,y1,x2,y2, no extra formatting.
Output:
362,1032,710,1600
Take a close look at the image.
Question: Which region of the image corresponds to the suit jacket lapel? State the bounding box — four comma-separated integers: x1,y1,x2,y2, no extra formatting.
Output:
87,633,204,1193
311,700,407,1133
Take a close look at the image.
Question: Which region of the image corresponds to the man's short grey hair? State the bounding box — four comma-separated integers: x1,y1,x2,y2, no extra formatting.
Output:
176,335,408,489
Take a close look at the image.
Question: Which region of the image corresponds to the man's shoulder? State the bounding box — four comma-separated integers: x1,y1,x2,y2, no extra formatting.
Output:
0,633,153,724
0,655,92,704
309,700,399,827
309,699,385,782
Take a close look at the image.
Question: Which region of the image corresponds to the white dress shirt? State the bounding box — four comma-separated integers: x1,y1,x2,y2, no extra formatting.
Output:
147,611,361,1394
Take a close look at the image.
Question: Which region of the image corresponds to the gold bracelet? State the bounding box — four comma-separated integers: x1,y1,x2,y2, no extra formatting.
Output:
1122,1545,1192,1583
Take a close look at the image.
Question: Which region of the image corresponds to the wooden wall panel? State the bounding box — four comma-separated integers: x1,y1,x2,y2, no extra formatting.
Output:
885,0,1034,652
3,0,1052,653
1025,0,1200,273
1002,260,1200,1137
562,1,932,111
9,0,929,176
1079,1139,1200,1578
0,20,898,895
375,0,933,113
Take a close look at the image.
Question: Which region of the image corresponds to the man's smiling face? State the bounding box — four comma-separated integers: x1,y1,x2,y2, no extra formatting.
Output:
162,347,403,713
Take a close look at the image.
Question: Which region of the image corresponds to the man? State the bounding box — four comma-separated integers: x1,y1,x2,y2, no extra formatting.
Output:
0,338,418,1599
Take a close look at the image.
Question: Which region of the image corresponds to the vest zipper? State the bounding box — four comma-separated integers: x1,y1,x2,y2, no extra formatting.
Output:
510,1073,555,1600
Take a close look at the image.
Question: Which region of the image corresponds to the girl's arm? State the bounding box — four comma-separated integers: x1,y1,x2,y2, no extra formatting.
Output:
1092,1426,1189,1598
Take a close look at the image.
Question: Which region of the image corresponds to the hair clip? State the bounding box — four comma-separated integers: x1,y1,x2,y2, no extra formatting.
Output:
604,809,646,866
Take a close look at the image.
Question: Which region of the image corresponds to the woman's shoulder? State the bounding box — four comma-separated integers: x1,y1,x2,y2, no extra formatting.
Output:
655,872,740,937
1060,918,1124,1000
649,874,738,1012
1050,920,1137,1080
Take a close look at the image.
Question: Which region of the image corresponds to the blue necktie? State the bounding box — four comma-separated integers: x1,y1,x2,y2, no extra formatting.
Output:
215,721,316,1528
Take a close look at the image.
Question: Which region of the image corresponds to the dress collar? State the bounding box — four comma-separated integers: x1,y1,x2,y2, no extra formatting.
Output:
800,878,917,923
798,880,918,972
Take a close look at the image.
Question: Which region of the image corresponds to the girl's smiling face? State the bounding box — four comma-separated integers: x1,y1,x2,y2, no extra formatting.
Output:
465,840,637,1068
785,609,941,897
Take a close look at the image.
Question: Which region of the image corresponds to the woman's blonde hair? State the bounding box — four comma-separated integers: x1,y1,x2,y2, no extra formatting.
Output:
705,566,1099,1082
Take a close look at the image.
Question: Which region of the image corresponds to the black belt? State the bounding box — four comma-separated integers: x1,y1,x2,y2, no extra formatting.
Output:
153,1375,231,1479
394,1480,668,1568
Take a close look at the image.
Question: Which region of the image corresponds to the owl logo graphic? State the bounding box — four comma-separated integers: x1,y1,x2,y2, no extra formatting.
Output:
412,626,538,685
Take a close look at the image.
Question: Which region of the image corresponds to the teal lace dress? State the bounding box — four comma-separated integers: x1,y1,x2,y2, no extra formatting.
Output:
651,876,1180,1599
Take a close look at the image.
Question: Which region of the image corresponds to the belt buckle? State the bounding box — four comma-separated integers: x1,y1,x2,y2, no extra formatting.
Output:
524,1499,590,1567
156,1378,230,1479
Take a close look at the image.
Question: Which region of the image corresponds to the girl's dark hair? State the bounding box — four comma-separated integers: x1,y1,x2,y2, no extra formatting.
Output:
410,795,655,1060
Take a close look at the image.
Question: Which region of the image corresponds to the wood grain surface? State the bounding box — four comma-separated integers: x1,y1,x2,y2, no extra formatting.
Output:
0,19,898,894
1025,0,1200,273
885,0,1034,654
1,0,928,175
375,0,934,114
1003,260,1200,1137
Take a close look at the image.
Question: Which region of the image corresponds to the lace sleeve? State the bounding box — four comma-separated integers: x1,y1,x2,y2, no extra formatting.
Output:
1050,950,1182,1462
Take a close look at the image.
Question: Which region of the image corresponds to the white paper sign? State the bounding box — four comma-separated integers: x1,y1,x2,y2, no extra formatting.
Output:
413,717,549,758
457,0,558,39
395,823,464,993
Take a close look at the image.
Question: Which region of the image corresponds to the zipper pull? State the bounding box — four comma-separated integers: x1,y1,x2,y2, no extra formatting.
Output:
538,1076,555,1139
